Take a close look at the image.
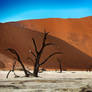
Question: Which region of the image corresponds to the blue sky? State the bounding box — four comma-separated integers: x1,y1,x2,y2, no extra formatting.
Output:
0,0,92,22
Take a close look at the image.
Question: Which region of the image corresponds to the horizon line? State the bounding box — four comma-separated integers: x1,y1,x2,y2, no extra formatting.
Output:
1,16,92,23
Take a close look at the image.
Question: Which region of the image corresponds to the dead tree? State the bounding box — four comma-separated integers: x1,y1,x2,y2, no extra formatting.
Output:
6,48,32,78
30,31,63,77
87,65,92,72
57,58,62,73
6,60,19,78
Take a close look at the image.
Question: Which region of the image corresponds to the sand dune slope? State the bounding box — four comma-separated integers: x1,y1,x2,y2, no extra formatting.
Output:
0,16,92,70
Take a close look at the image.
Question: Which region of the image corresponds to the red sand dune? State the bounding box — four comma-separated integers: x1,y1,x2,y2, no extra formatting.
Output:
0,16,92,70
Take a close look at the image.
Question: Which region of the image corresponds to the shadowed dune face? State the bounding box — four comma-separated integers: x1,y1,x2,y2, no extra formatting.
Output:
0,16,92,70
15,16,92,56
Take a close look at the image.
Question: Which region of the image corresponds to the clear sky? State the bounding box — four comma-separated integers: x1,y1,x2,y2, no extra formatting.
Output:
0,0,92,22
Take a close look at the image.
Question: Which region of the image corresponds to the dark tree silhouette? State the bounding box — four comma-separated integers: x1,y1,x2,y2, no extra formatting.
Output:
30,31,63,77
6,60,19,78
57,58,62,73
6,48,32,78
87,65,92,72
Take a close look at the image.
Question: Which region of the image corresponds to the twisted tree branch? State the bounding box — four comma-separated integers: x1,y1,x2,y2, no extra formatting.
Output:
32,38,38,54
39,52,63,66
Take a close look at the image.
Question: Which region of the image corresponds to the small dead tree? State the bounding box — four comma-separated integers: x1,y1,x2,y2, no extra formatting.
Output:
57,58,62,73
6,60,19,78
87,65,92,72
30,31,63,77
6,48,32,78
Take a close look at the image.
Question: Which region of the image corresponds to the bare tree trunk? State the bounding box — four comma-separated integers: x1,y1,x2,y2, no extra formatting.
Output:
57,58,62,73
33,64,39,77
33,55,40,77
59,63,62,73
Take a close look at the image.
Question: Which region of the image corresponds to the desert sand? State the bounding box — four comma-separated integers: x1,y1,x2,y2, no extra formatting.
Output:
0,71,92,92
0,16,92,70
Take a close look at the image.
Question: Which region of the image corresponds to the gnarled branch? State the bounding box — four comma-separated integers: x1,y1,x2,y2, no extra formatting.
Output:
42,32,49,46
39,32,51,54
7,48,31,77
39,52,63,66
32,38,38,54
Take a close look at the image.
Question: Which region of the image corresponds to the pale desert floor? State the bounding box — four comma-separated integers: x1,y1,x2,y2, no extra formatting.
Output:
0,71,92,92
